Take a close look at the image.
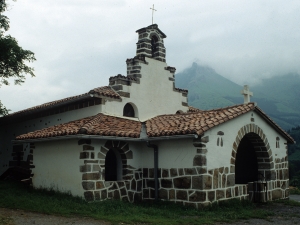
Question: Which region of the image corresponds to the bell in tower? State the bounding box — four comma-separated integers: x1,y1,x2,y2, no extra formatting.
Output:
135,24,167,62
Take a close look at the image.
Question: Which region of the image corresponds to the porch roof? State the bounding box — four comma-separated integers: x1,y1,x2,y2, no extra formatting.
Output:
15,103,294,144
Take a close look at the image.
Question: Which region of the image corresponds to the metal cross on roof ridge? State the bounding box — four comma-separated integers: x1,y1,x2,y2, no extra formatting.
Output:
241,85,253,104
150,4,157,25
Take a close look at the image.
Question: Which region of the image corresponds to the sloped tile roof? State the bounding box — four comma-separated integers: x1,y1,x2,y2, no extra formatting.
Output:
146,103,255,137
89,86,121,99
188,106,203,113
2,86,121,119
15,103,294,143
6,93,89,117
146,103,294,143
16,114,141,140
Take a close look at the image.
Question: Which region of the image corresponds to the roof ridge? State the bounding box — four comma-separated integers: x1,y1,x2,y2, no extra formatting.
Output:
78,113,103,134
202,102,256,112
254,105,294,143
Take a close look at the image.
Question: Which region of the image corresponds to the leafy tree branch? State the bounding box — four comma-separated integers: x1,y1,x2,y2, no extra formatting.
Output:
0,0,36,116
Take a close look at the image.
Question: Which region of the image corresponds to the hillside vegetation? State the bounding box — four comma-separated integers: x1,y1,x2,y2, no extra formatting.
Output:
175,62,300,130
288,126,300,187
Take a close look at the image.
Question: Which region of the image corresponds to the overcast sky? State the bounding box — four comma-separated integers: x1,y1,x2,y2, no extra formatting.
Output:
1,0,300,113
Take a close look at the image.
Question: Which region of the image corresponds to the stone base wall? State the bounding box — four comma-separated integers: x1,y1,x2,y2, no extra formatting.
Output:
142,166,249,208
78,139,288,207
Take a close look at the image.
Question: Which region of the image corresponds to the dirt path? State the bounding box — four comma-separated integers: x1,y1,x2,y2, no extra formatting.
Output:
1,201,300,225
0,208,110,225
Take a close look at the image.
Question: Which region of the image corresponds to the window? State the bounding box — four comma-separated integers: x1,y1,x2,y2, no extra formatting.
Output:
276,137,280,148
217,131,224,147
123,103,135,117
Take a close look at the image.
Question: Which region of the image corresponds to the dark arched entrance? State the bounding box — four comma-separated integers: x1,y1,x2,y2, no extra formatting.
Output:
235,134,258,184
105,149,118,181
230,125,274,202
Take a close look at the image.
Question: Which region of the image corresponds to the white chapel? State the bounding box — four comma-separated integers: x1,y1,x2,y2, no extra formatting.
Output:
0,24,294,207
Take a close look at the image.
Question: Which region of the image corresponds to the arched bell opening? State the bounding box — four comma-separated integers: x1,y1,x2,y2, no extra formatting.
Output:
150,35,158,57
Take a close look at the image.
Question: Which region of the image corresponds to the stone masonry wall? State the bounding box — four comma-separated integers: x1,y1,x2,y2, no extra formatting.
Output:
142,136,248,208
231,124,289,202
142,166,248,208
79,140,143,202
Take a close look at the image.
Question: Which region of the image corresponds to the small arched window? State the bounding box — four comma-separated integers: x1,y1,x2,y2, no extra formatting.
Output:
123,103,135,117
276,137,280,148
217,131,224,147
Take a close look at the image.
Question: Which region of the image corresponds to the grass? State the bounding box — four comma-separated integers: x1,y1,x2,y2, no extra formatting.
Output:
0,181,288,225
290,186,300,195
0,216,13,225
273,199,300,207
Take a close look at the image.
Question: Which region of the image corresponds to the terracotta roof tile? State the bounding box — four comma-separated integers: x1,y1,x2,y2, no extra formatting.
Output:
7,93,89,117
3,86,121,119
15,102,294,144
146,103,294,143
188,106,203,113
16,114,141,140
89,86,121,99
146,103,256,137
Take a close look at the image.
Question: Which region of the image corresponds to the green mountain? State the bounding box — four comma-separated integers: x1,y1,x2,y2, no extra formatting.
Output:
175,62,241,109
175,63,300,130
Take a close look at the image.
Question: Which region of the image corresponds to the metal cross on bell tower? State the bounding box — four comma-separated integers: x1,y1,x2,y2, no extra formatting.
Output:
150,4,157,24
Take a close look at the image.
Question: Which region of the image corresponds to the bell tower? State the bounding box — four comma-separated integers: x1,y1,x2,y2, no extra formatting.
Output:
135,24,167,62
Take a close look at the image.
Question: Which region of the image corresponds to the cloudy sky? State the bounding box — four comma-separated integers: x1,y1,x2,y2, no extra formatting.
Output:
1,0,300,113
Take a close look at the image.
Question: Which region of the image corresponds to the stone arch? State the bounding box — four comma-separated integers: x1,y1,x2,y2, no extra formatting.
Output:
230,124,274,183
80,140,135,202
102,140,133,180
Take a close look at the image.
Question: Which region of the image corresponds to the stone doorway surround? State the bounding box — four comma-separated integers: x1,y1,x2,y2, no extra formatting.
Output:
231,124,288,201
79,140,143,202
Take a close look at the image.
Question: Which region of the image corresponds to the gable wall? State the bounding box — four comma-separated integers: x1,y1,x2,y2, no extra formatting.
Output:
102,58,188,121
205,111,287,171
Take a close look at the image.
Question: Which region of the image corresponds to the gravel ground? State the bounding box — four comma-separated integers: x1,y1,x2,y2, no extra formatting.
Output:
1,196,300,225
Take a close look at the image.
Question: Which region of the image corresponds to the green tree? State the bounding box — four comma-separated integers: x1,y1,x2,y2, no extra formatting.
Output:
0,0,36,115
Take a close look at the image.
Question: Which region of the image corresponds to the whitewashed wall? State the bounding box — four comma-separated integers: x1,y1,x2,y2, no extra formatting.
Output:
0,105,101,175
205,111,287,170
102,58,188,121
33,139,83,196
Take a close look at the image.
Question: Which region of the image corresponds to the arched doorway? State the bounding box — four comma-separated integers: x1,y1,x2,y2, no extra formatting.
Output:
105,149,123,181
231,125,275,202
105,150,117,181
235,134,259,184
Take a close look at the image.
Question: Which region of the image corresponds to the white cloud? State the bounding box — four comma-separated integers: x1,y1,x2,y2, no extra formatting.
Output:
1,0,300,112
